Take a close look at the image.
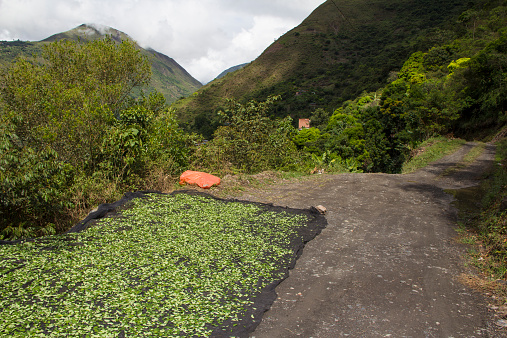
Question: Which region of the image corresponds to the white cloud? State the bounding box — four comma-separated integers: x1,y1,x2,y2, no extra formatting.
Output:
0,0,324,83
188,15,299,83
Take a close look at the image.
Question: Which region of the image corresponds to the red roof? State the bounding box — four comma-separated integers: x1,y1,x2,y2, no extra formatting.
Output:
299,119,310,129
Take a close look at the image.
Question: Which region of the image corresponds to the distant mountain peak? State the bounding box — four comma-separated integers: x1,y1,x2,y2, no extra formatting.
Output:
42,23,133,43
80,24,134,40
31,24,202,103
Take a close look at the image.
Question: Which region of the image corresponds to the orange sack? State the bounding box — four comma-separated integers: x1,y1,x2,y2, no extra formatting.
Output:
179,170,221,189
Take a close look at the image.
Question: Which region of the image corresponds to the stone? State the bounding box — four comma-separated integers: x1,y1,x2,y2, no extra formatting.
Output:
314,205,327,214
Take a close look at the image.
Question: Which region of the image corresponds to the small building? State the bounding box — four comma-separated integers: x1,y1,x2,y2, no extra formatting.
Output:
299,118,310,130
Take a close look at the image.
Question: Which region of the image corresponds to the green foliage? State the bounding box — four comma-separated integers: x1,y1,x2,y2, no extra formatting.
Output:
459,30,507,130
311,70,465,173
404,79,462,139
423,45,457,70
96,93,193,185
0,37,151,169
325,110,368,162
148,110,196,175
315,94,397,172
100,108,149,183
193,96,300,174
0,123,74,239
188,110,223,140
447,57,471,75
309,108,332,130
293,128,322,153
396,51,427,84
368,63,465,171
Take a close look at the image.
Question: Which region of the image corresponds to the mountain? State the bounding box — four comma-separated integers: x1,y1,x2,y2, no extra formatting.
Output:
171,0,477,137
42,23,132,43
214,63,249,81
0,24,202,104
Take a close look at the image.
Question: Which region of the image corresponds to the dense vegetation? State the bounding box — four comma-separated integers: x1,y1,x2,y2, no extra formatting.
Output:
172,0,480,138
0,38,194,239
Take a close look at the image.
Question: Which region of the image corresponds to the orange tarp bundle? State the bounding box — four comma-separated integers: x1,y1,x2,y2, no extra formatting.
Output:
179,170,221,189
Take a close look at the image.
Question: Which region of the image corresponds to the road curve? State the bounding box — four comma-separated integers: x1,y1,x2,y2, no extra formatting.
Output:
231,143,503,337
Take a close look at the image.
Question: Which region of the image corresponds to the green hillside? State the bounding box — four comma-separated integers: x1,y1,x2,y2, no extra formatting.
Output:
172,0,477,137
273,0,507,173
0,24,202,104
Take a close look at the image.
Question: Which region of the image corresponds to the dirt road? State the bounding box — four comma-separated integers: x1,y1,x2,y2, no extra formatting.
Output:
222,142,504,337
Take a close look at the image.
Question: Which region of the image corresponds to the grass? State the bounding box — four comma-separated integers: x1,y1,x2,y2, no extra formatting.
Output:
440,142,486,177
453,138,507,303
0,192,320,337
464,143,487,163
401,136,466,174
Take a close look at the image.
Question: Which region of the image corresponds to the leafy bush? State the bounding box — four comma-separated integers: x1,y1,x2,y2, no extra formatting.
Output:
193,96,300,174
293,128,322,154
99,106,152,183
147,109,197,175
0,124,74,239
325,110,368,162
0,39,189,239
0,37,151,170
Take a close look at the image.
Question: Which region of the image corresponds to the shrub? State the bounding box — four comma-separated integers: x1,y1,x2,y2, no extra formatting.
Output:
0,38,176,239
193,96,300,174
0,37,151,170
0,123,74,239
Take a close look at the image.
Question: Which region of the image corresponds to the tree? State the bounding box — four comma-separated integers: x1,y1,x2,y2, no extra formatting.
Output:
194,96,299,173
309,108,331,130
464,32,507,124
0,37,153,239
0,37,151,170
458,9,479,39
325,110,367,163
293,127,322,154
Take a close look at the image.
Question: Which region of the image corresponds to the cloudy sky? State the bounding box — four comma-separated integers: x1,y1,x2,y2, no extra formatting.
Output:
0,0,324,83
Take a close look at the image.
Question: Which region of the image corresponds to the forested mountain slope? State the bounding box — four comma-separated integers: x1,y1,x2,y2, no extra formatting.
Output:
172,0,476,137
